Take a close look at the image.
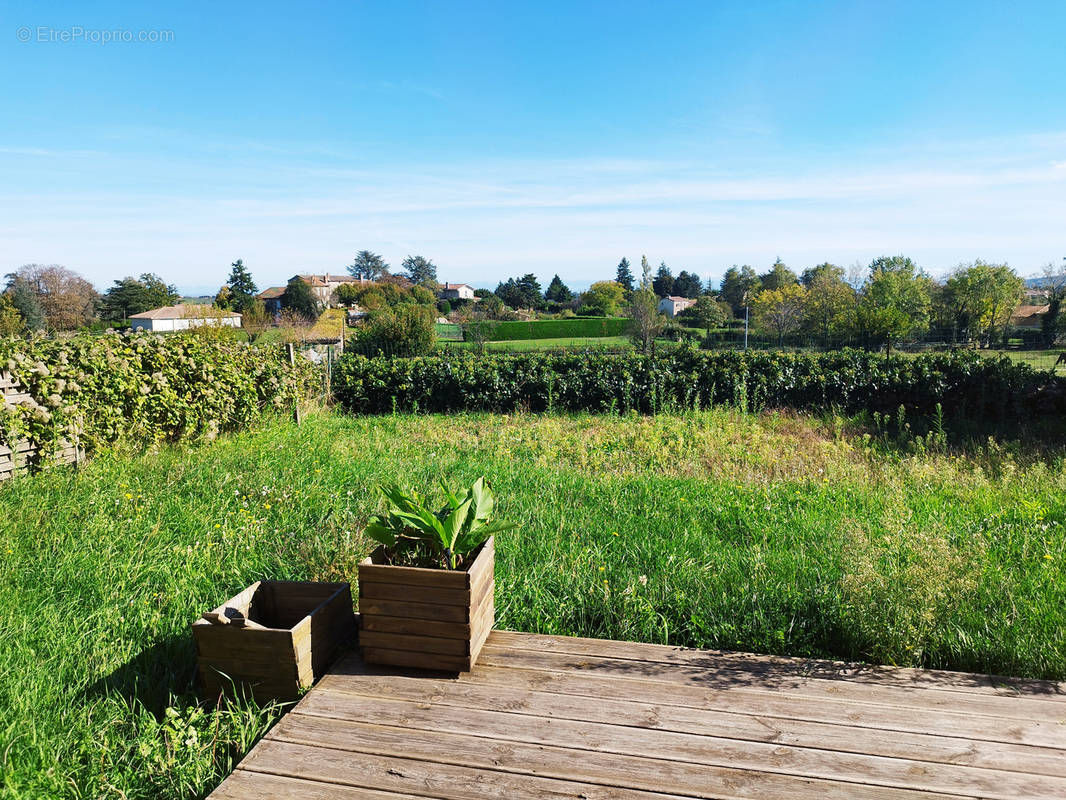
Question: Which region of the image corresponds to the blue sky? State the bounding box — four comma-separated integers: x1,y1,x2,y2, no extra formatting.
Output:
2,1,1065,294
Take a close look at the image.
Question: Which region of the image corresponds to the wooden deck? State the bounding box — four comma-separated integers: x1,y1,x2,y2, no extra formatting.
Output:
210,630,1066,800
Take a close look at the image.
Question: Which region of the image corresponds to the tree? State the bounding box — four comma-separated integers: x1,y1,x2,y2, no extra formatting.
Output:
752,284,808,346
100,273,180,320
580,281,626,316
718,265,761,317
857,257,931,353
679,295,729,337
280,276,320,320
241,298,271,344
5,264,97,330
627,287,665,354
943,261,1023,346
544,275,574,305
615,258,634,294
652,262,674,297
0,294,22,336
673,270,703,299
354,304,436,356
1041,261,1066,347
800,263,855,347
476,293,505,318
495,274,543,309
220,259,257,312
401,255,437,287
4,277,44,331
348,250,390,281
458,305,499,354
759,258,798,291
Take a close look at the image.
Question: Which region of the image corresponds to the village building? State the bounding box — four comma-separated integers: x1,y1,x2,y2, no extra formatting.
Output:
658,295,696,318
129,305,242,332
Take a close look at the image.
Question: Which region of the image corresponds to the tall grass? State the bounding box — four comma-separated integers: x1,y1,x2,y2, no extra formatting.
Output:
1,409,1064,798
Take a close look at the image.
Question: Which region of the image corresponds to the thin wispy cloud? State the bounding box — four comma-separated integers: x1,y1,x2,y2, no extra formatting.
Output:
1,129,1064,292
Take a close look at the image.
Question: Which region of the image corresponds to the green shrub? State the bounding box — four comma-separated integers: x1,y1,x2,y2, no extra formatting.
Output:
0,332,319,458
332,347,1062,419
473,317,628,342
351,305,437,357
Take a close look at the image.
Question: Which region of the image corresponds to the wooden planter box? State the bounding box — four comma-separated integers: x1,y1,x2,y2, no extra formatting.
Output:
193,580,356,703
358,536,495,672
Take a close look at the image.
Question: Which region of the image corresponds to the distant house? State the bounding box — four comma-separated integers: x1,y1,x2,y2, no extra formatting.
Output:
1024,288,1050,305
257,286,286,314
293,273,413,306
658,296,696,318
295,273,370,305
1010,304,1049,329
129,305,241,332
439,282,476,301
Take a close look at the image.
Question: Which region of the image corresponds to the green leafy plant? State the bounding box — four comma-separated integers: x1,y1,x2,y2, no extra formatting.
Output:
365,476,514,569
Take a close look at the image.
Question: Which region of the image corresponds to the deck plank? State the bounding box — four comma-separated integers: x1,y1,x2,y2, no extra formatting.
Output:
294,690,1066,799
309,674,1066,777
209,630,1066,800
478,639,1066,720
487,631,1066,701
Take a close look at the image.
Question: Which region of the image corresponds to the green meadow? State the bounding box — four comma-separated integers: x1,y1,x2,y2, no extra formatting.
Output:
1,409,1064,798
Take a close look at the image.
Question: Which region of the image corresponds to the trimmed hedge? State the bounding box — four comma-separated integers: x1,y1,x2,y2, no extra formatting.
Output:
332,348,1064,419
475,317,627,342
0,333,320,459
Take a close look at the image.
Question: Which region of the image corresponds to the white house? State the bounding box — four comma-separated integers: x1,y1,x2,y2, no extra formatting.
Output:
658,296,696,318
439,282,476,301
129,305,242,332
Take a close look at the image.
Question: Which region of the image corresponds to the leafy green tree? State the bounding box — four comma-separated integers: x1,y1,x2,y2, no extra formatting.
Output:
857,256,931,353
4,277,44,330
280,276,320,320
0,293,23,335
719,265,761,317
579,281,626,316
752,284,808,346
354,304,436,356
627,287,665,353
348,250,390,281
652,262,674,297
678,294,729,337
615,258,634,293
241,298,271,344
760,258,798,291
476,293,505,318
101,273,180,320
673,270,702,298
943,261,1023,346
800,263,854,347
401,255,437,286
544,274,573,305
1040,261,1066,347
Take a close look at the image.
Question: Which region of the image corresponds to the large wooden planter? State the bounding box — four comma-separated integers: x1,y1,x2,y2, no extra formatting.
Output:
358,536,495,672
193,580,356,703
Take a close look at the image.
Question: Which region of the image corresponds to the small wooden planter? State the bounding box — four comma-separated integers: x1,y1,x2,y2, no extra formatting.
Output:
193,580,356,703
358,536,495,672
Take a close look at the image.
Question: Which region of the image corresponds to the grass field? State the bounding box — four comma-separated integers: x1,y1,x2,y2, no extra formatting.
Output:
1,409,1065,798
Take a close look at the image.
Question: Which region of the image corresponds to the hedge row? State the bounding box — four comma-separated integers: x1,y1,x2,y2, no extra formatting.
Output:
0,333,320,459
475,317,628,342
332,348,1064,419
